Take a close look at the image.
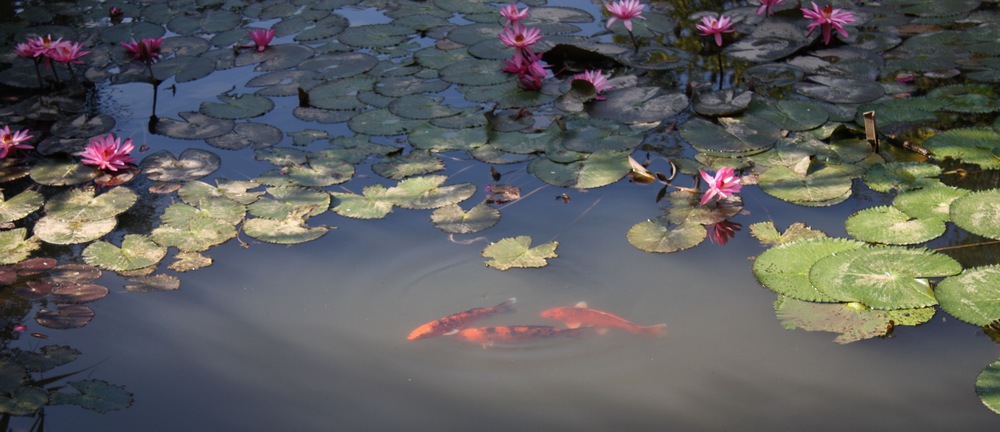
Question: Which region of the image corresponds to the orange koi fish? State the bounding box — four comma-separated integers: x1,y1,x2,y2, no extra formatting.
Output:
407,297,516,341
450,325,587,347
540,302,667,336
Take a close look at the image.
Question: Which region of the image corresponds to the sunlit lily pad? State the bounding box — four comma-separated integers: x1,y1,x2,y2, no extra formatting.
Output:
759,163,856,205
753,237,867,302
141,149,221,182
627,218,706,253
204,122,283,151
589,87,688,124
385,175,477,210
330,184,395,219
528,149,630,189
124,274,180,292
177,181,252,223
922,128,1000,169
43,186,136,222
82,235,167,272
431,203,500,234
168,251,213,273
844,206,945,245
248,186,330,219
936,265,1000,326
255,156,354,188
482,236,558,270
977,358,1000,415
49,379,133,414
950,189,1000,240
0,190,43,224
893,186,969,221
774,296,933,344
372,151,445,179
409,124,488,151
242,215,329,244
35,304,94,329
30,157,99,186
749,221,828,246
927,83,1000,114
809,246,962,309
154,111,235,140
862,162,943,193
151,204,239,252
0,228,40,265
34,217,117,245
348,109,427,136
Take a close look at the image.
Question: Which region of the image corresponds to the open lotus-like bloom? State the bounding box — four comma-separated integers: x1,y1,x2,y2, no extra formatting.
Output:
699,167,742,205
121,37,163,63
499,4,529,24
756,0,785,16
604,0,646,32
48,41,89,64
572,69,613,100
499,23,542,50
79,134,136,171
24,35,66,58
249,28,276,52
801,2,855,45
0,126,34,159
695,15,735,47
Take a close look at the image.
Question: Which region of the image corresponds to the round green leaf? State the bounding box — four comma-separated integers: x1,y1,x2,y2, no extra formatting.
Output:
0,190,43,224
141,149,221,182
82,235,167,272
950,189,1000,240
0,386,47,416
34,217,118,245
200,93,275,120
759,164,856,205
0,228,40,265
482,236,558,270
753,238,868,302
775,296,932,344
922,128,1000,169
154,111,235,140
528,149,630,189
50,379,133,414
627,218,706,253
30,157,99,186
242,216,328,244
384,175,477,210
330,185,395,219
937,265,1000,326
977,357,1000,415
249,186,330,219
431,203,500,234
844,206,946,245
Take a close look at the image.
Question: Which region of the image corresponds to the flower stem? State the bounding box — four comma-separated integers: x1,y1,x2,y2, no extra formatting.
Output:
716,51,724,89
628,30,639,54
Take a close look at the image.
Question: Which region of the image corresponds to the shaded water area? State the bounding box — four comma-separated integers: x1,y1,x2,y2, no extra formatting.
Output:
3,0,1000,430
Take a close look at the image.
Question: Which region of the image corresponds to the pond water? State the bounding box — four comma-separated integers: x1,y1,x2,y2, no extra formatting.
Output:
4,0,1000,430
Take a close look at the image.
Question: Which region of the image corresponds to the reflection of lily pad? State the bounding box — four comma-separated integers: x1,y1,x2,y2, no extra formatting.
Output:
937,265,1000,326
775,296,933,344
482,236,558,270
49,379,133,414
627,218,706,253
140,149,221,182
753,237,866,302
809,246,962,309
36,304,94,329
431,203,500,234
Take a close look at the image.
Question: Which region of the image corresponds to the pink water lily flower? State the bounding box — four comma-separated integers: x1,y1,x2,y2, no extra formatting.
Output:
756,0,785,16
699,167,742,205
499,4,529,24
248,28,276,52
801,2,855,45
708,220,742,245
572,69,613,100
121,37,163,63
695,15,735,47
604,0,646,32
499,23,543,51
79,134,136,171
25,35,66,58
48,41,89,64
0,126,34,159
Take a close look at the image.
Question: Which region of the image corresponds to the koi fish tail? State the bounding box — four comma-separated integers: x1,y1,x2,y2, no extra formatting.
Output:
494,297,517,314
638,324,667,337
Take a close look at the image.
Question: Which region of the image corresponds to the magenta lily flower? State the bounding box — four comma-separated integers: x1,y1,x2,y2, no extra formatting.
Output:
248,28,276,52
499,4,529,25
25,35,66,58
695,15,735,47
756,0,785,16
121,37,164,63
499,23,543,51
604,0,646,32
801,2,855,45
708,220,742,245
699,167,742,205
79,134,136,172
572,69,613,100
0,126,34,159
48,41,89,64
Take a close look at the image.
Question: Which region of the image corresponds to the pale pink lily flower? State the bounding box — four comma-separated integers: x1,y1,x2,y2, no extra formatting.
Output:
695,15,735,47
498,23,543,50
499,4,529,25
14,42,38,59
48,41,90,64
0,126,34,159
248,28,276,52
801,2,855,45
756,0,785,16
699,167,742,205
572,69,612,100
121,37,163,63
604,0,646,32
79,134,136,172
26,35,66,58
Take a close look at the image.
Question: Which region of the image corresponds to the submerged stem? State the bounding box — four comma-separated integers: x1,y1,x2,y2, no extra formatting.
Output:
933,240,1000,252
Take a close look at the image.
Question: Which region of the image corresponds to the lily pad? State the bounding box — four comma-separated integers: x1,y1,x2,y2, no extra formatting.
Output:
204,122,283,151
384,175,477,210
749,221,828,246
950,189,1000,240
242,215,329,245
794,75,884,104
49,379,133,414
154,111,235,140
348,109,427,136
51,283,109,304
844,206,946,245
82,235,167,272
589,87,688,125
680,116,777,157
431,203,500,234
34,217,118,245
627,218,706,253
747,98,829,132
753,237,868,302
168,251,213,273
482,236,558,270
248,186,330,219
124,274,180,292
693,90,753,117
140,149,221,182
936,265,1000,326
0,228,40,265
151,204,239,252
528,149,630,189
0,386,47,416
200,93,275,120
0,190,43,224
30,157,99,186
330,184,395,219
862,162,943,193
15,345,80,372
922,128,1000,169
809,246,962,310
977,358,1000,415
775,296,933,344
759,163,856,205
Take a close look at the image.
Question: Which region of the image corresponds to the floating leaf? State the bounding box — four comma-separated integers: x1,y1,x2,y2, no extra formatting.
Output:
749,221,827,246
372,151,445,179
747,98,829,132
151,204,238,252
308,76,375,111
50,114,116,139
0,190,43,224
15,345,80,372
168,251,213,272
862,162,943,193
242,215,329,244
44,186,136,222
34,217,118,245
30,157,99,186
758,163,856,205
431,203,500,234
753,237,866,302
177,182,249,224
440,60,511,86
922,128,1000,169
51,283,109,304
528,149,630,189
139,149,221,182
794,75,884,104
200,93,275,120
844,206,946,245
248,186,330,219
589,87,688,124
977,357,1000,415
384,175,477,210
337,23,415,48
950,189,1000,240
627,218,706,253
0,386,47,416
348,109,427,136
124,274,180,292
681,117,776,157
937,265,1000,326
893,186,969,222
693,90,753,117
154,111,235,140
35,304,94,329
204,123,283,151
482,236,558,270
49,379,133,413
82,235,167,272
152,55,215,83
330,185,395,219
809,246,962,309
775,296,932,344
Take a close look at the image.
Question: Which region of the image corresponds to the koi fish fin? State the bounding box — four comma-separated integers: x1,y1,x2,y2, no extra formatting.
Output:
574,301,588,308
640,324,667,337
443,329,460,336
565,322,582,329
496,297,517,313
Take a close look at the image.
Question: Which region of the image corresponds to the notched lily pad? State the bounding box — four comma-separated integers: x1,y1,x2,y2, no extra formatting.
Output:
431,203,500,234
49,379,133,413
82,235,167,272
200,93,275,120
844,206,945,245
937,265,1000,326
627,218,706,253
775,296,932,344
753,237,866,302
482,236,558,270
330,184,395,219
141,149,221,182
154,111,235,140
950,189,1000,240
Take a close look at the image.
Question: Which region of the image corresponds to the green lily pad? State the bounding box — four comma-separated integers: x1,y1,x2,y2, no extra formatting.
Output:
863,162,943,193
82,235,167,272
124,274,180,292
308,76,375,111
242,215,329,245
177,181,251,224
680,116,777,157
747,98,829,132
589,87,688,125
977,357,1000,415
255,156,354,188
0,228,40,264
950,189,1000,240
758,163,856,205
348,109,427,136
30,157,99,186
337,23,415,48
152,55,216,83
408,124,488,151
388,94,462,120
34,217,118,245
44,186,136,222
844,206,946,245
528,149,630,189
372,151,445,179
795,75,884,104
693,90,753,117
140,149,221,182
151,204,239,252
204,122,283,151
50,379,133,414
0,189,43,224
893,186,969,221
15,345,80,372
748,221,828,246
154,111,235,140
0,386,47,416
753,237,867,302
248,186,330,219
723,17,810,63
775,296,933,344
922,128,1000,169
627,218,706,253
937,265,1000,326
200,92,275,120
927,84,1000,114
809,246,962,310
431,203,500,234
482,236,558,270
330,184,395,219
440,60,510,86
384,175,477,210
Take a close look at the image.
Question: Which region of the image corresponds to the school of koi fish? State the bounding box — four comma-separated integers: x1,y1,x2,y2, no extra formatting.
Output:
408,298,666,347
